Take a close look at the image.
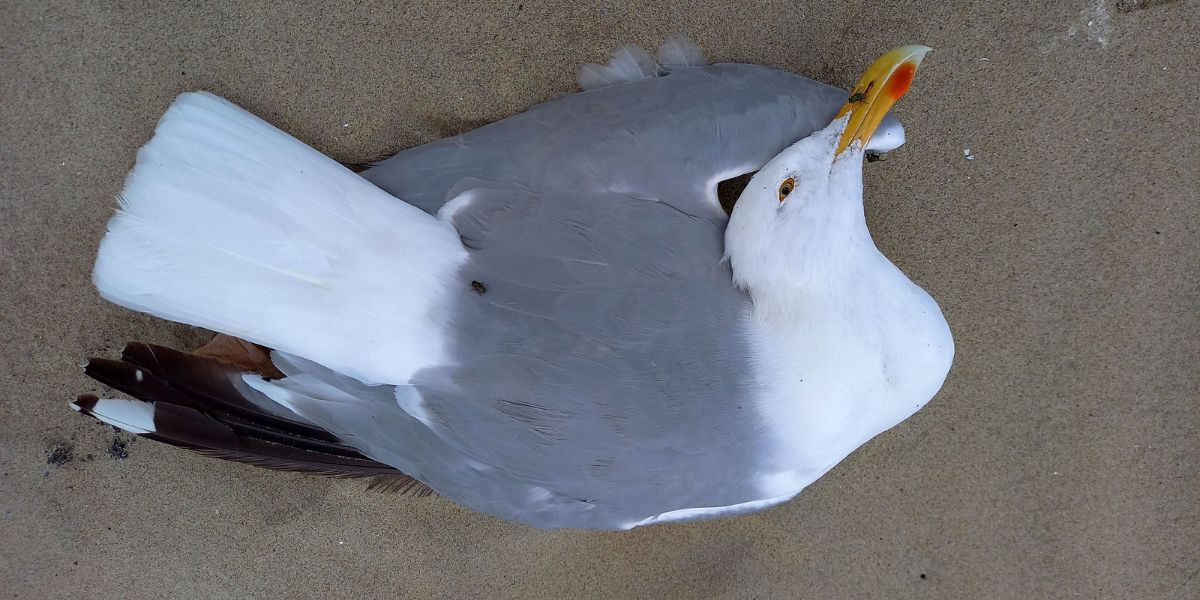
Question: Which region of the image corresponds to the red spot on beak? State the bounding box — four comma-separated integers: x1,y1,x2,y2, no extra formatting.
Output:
885,62,917,100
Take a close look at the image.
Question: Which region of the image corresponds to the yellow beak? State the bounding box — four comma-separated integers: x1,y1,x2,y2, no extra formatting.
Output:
834,45,932,155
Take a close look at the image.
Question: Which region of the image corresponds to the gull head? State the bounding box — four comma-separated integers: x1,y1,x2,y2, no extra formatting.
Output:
722,47,953,478
725,46,932,318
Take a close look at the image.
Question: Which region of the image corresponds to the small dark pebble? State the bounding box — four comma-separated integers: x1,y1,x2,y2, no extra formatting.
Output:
108,436,132,460
46,442,75,466
920,573,927,580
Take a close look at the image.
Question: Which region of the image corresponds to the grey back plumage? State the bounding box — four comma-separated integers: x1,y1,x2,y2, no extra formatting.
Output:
363,63,875,219
261,183,765,529
414,184,763,528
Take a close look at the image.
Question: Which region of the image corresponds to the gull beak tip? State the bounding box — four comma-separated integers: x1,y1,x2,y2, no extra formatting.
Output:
834,44,933,155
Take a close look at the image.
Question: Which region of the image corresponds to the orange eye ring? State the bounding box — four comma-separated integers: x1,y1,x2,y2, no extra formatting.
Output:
778,177,795,203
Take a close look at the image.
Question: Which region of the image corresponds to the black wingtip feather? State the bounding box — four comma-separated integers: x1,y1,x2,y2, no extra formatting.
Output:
75,341,435,497
73,394,99,412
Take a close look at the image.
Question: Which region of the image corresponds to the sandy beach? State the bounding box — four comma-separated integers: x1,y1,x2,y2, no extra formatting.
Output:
2,1,1197,597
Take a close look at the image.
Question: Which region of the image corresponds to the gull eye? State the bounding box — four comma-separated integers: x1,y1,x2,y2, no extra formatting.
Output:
777,177,795,203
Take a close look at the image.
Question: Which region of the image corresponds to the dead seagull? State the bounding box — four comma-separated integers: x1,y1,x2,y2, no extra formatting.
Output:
73,39,952,530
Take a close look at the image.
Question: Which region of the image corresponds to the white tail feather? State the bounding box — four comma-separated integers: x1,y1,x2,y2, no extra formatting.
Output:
94,92,467,385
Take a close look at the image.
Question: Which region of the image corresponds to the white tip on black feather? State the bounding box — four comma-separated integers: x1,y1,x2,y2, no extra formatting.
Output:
71,344,435,496
72,395,156,434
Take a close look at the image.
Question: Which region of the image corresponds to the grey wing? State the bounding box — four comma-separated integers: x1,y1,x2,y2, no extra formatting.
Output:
402,185,769,529
363,63,903,219
249,185,769,529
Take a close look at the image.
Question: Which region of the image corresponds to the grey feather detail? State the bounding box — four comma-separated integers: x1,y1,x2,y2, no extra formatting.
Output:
243,352,460,499
577,45,661,90
657,35,706,67
236,185,770,529
364,64,903,219
409,186,766,529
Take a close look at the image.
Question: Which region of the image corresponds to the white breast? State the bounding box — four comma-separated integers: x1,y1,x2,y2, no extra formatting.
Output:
745,259,954,498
